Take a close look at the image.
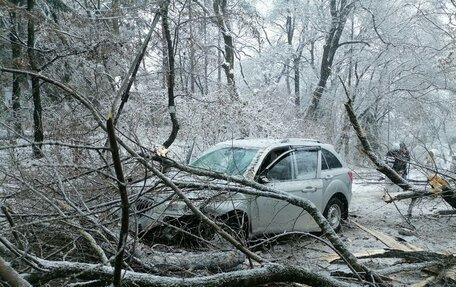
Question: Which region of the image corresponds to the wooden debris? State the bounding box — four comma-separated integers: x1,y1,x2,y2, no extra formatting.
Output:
321,249,386,263
435,209,456,215
410,276,437,287
351,221,421,252
321,221,422,263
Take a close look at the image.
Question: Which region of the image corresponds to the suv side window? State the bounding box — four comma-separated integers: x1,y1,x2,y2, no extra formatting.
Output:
267,152,293,181
295,150,318,179
321,148,342,169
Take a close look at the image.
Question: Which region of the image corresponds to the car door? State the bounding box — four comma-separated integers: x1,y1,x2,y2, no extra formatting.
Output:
251,147,323,235
320,148,351,204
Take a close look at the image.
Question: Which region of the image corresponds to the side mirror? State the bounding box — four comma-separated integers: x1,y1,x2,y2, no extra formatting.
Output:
258,175,270,184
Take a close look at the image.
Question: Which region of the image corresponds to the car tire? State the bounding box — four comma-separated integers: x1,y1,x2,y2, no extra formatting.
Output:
323,197,344,232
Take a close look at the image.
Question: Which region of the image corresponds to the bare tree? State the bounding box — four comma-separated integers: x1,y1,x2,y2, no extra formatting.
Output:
8,0,24,136
305,0,354,119
161,0,179,148
27,0,44,158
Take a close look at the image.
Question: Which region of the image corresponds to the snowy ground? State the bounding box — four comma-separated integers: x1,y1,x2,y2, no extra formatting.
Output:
255,166,456,286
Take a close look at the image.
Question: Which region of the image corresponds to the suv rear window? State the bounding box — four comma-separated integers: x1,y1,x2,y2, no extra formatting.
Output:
321,148,342,170
295,149,318,179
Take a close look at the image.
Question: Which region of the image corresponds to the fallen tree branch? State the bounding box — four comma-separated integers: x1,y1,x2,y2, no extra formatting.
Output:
0,140,110,151
339,77,456,211
382,189,456,203
0,255,32,287
343,93,411,190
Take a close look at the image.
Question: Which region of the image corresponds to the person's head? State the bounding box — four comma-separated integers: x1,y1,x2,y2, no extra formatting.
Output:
400,142,407,151
391,143,400,151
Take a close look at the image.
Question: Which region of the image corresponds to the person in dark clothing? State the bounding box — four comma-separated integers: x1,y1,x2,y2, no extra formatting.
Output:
386,142,410,179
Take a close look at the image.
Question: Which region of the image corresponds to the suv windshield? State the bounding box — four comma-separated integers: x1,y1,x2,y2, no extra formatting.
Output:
191,147,258,176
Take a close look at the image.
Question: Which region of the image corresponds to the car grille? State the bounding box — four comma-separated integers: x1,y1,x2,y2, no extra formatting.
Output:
135,198,155,212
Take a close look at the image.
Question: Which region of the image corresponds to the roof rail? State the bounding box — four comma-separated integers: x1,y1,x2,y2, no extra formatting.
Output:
280,138,321,143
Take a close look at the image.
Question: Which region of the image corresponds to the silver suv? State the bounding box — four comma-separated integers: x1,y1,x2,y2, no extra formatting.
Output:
132,138,353,241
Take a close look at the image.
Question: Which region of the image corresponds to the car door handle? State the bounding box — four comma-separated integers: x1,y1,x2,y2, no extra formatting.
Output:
302,187,317,192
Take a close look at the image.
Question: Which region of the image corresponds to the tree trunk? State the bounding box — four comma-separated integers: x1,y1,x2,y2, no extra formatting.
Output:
161,0,179,149
294,56,300,107
9,0,23,136
203,0,209,94
106,116,129,287
27,0,44,158
213,0,237,98
188,0,196,94
112,0,120,34
336,15,355,157
305,0,353,119
286,10,293,96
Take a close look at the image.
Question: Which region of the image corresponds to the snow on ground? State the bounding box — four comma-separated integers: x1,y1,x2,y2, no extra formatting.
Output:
256,166,455,286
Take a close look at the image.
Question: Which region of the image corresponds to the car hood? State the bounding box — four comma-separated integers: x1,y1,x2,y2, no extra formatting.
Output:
132,170,247,201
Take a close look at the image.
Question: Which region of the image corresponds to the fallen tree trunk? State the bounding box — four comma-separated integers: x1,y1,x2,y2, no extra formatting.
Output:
329,250,455,285
353,250,456,283
134,248,246,272
0,235,351,286
25,259,352,287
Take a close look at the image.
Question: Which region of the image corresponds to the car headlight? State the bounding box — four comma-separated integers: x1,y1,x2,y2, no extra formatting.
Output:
165,201,189,213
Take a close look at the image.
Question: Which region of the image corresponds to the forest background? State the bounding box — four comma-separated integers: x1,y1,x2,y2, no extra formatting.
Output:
2,0,456,162
1,0,456,286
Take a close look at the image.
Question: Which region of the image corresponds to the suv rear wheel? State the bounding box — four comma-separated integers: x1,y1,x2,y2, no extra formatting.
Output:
323,197,344,232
